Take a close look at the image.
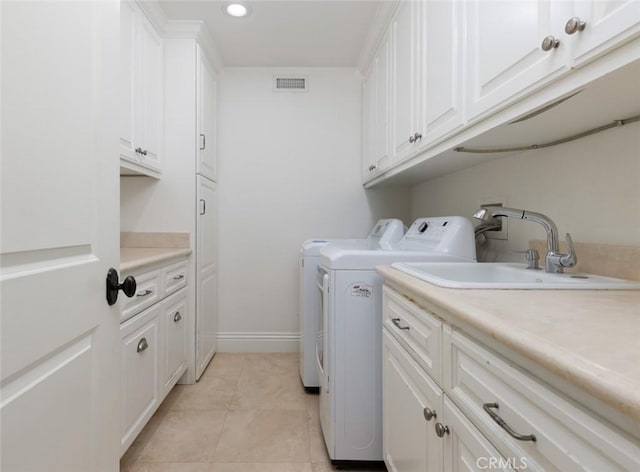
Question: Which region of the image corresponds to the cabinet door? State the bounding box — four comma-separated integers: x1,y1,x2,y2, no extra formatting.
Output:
361,65,376,181
137,12,163,171
391,0,420,163
571,0,640,66
383,331,443,472
120,0,138,163
197,49,218,181
465,0,572,121
121,305,161,455
162,288,188,394
442,397,515,472
373,33,392,174
420,0,465,146
196,175,217,380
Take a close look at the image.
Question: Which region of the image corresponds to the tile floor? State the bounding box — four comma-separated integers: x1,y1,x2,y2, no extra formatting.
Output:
120,353,386,472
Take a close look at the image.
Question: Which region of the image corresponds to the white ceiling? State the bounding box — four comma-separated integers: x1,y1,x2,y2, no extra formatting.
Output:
157,0,383,67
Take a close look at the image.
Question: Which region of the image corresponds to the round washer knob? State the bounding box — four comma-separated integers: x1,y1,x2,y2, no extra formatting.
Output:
418,222,429,233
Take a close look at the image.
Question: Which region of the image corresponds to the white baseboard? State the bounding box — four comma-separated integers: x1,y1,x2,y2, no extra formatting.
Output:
216,332,300,353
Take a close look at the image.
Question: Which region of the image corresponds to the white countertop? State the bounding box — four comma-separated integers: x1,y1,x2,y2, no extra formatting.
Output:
120,247,192,273
377,265,640,423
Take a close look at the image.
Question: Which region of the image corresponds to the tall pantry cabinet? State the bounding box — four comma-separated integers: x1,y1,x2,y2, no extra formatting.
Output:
155,22,218,383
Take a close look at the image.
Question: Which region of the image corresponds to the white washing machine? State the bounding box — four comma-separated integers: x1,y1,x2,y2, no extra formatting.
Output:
298,219,406,391
317,216,476,464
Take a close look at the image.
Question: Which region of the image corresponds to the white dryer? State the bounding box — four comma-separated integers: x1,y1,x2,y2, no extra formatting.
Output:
298,219,406,390
317,216,476,464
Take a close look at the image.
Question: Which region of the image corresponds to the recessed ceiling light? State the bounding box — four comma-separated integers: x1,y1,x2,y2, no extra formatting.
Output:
225,3,249,18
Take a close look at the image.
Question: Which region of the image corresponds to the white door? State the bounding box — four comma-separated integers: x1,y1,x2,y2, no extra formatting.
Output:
196,175,217,379
197,48,218,181
1,2,120,472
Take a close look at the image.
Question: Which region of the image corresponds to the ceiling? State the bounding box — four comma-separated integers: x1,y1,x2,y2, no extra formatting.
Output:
157,1,384,67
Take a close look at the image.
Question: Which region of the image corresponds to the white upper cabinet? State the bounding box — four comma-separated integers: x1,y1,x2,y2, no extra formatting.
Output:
389,0,464,165
197,47,218,181
421,0,465,145
362,32,392,182
570,0,640,66
120,1,163,177
465,0,572,122
391,0,420,164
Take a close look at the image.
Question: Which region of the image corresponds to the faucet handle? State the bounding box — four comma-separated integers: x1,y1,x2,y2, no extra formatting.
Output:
560,233,577,268
515,249,540,270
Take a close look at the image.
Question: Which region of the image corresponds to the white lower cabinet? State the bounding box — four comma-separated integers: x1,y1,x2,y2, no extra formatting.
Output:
161,288,188,395
382,286,640,472
121,303,161,453
120,259,190,456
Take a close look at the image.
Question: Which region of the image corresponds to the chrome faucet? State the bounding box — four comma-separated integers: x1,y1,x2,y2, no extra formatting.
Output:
472,206,577,273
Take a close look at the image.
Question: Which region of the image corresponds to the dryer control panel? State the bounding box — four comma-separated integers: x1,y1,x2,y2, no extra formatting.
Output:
366,219,406,250
400,216,476,261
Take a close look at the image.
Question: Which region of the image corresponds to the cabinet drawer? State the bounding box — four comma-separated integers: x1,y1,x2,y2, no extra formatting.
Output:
383,286,442,384
162,288,188,394
164,259,188,296
120,304,160,455
121,268,163,322
447,330,640,471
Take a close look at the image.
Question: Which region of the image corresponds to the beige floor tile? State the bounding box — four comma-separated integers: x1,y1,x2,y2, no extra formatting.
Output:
209,463,312,472
131,463,211,472
242,353,299,378
213,409,309,463
305,393,321,433
230,372,306,411
169,377,237,411
138,410,227,463
120,414,165,470
202,353,247,379
308,429,330,463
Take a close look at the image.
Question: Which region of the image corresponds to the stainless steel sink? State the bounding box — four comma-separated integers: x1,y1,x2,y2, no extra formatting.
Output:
392,262,640,290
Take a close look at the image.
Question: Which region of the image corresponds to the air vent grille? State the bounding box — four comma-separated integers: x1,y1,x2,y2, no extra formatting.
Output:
274,76,308,92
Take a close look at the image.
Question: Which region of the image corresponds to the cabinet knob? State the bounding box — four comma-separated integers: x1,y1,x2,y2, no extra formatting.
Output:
423,407,436,421
434,422,450,438
137,337,149,353
135,147,143,154
173,311,182,323
565,17,586,35
368,165,377,171
414,132,422,141
409,135,415,144
141,149,148,156
541,35,560,51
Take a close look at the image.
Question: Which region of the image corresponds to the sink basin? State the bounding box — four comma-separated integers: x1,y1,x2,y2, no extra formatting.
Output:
391,262,640,290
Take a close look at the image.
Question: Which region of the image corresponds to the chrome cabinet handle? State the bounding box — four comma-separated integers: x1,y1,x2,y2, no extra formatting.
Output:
483,403,537,442
173,311,182,323
173,274,185,280
423,407,436,421
136,289,152,298
137,337,149,353
565,17,586,35
141,149,148,156
200,133,206,150
368,164,377,171
391,318,410,330
414,132,422,141
434,422,449,438
541,35,560,51
409,135,415,144
135,147,143,154
200,199,206,215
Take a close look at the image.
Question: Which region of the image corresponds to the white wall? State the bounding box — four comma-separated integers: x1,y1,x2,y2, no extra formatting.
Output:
411,123,640,262
217,67,410,351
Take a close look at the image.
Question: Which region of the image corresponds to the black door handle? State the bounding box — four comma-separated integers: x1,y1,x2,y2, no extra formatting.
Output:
106,268,137,306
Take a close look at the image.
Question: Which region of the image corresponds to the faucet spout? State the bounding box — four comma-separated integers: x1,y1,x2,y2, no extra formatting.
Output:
473,206,576,273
